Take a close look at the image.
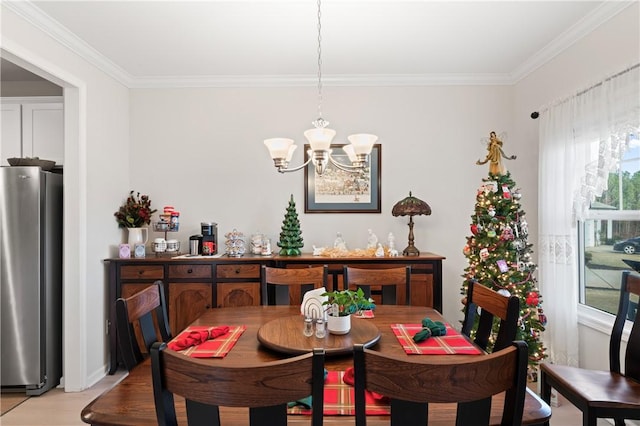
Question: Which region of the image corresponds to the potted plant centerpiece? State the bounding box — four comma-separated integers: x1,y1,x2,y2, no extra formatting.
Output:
322,288,375,335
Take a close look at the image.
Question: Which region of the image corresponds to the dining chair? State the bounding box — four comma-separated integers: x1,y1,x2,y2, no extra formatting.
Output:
540,270,640,426
116,280,171,371
353,340,529,426
150,342,325,426
261,265,329,305
343,266,411,305
461,280,521,352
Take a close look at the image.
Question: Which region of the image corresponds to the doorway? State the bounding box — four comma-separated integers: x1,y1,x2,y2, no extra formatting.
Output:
1,47,86,392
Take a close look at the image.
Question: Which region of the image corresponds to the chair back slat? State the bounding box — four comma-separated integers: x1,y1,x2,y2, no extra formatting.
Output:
151,343,325,426
125,284,162,321
343,266,411,305
116,281,171,370
353,341,528,426
461,281,520,352
261,265,328,305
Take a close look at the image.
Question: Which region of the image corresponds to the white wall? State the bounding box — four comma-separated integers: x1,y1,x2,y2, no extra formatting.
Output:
130,84,516,322
1,5,130,390
514,2,640,370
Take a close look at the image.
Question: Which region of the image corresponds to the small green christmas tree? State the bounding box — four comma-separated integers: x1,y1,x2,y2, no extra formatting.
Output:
277,194,304,256
463,133,547,378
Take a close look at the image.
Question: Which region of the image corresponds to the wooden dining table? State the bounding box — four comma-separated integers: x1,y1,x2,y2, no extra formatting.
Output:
81,305,551,425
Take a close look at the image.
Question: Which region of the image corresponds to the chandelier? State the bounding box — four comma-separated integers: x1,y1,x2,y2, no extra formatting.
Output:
263,0,378,176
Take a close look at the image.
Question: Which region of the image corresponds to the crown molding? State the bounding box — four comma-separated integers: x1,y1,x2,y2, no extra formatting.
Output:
6,0,632,89
128,72,514,89
3,1,134,87
511,1,636,83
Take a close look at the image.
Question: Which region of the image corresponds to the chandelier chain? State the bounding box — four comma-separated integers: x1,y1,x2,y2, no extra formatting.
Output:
316,0,323,122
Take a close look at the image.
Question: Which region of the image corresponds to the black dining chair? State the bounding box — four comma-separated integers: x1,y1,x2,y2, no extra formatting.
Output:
151,342,325,426
461,280,521,352
261,265,328,305
116,280,171,370
343,266,411,305
353,341,529,426
540,270,640,426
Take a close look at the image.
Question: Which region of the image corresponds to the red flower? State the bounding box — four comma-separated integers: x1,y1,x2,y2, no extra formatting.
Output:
114,190,157,228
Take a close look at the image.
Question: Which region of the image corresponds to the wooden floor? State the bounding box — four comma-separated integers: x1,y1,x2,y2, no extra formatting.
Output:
1,394,29,416
0,369,617,425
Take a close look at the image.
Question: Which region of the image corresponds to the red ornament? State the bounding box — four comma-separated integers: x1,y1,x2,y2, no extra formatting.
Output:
502,184,511,199
471,224,478,235
526,291,539,306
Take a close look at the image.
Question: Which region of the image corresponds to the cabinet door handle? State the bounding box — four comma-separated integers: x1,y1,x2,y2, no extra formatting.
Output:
138,270,144,275
235,268,241,274
187,268,193,274
205,304,211,309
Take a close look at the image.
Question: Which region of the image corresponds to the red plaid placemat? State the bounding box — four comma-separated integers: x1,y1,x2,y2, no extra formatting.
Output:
171,325,246,358
353,309,375,318
391,323,483,355
287,370,390,416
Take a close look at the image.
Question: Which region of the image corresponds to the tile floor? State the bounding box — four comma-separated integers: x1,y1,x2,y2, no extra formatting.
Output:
0,371,614,425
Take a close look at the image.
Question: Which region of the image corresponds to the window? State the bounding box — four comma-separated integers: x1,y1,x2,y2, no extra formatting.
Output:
579,138,640,315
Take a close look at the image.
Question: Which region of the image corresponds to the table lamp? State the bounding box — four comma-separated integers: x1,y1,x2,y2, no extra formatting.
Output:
392,192,432,256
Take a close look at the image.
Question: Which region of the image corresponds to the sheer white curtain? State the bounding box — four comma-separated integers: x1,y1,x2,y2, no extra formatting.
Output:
538,64,639,366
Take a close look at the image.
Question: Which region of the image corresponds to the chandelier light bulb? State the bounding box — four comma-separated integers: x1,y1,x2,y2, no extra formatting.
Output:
343,144,357,163
304,127,336,152
347,133,378,155
264,138,295,160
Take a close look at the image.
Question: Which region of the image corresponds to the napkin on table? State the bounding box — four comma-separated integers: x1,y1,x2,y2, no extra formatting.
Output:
413,317,446,343
342,367,388,402
167,326,230,351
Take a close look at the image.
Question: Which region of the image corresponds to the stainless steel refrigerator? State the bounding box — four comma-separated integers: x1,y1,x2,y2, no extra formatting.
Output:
1,166,63,395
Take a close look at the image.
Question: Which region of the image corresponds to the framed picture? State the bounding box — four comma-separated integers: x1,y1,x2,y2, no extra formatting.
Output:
304,144,381,213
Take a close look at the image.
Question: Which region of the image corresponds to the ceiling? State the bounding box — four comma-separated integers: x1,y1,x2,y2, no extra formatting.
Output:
2,1,634,87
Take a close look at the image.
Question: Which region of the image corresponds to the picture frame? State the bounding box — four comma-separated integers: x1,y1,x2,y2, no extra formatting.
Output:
304,144,381,213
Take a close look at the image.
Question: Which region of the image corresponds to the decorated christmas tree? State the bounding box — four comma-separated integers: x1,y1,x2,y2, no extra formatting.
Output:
277,195,304,256
462,132,547,375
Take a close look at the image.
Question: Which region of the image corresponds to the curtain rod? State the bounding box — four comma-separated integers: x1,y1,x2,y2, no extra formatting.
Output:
530,63,640,119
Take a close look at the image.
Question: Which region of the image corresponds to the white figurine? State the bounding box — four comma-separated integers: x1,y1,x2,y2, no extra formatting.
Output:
334,232,347,251
312,245,325,256
367,229,379,249
375,243,385,257
387,232,396,250
388,232,399,256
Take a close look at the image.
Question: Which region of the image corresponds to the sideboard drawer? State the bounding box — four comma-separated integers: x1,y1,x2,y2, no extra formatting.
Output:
217,264,261,279
169,264,212,279
120,265,164,280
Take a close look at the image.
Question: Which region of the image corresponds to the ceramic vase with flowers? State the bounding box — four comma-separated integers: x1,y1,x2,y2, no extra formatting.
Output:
114,190,157,247
322,288,375,335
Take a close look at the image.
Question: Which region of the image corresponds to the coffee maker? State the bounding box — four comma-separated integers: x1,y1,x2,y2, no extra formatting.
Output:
200,222,218,255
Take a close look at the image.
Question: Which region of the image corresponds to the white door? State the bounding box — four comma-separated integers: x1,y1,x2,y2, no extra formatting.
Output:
22,102,64,165
1,103,22,165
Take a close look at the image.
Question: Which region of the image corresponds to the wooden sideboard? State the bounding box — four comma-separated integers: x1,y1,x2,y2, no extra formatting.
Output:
105,252,444,373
